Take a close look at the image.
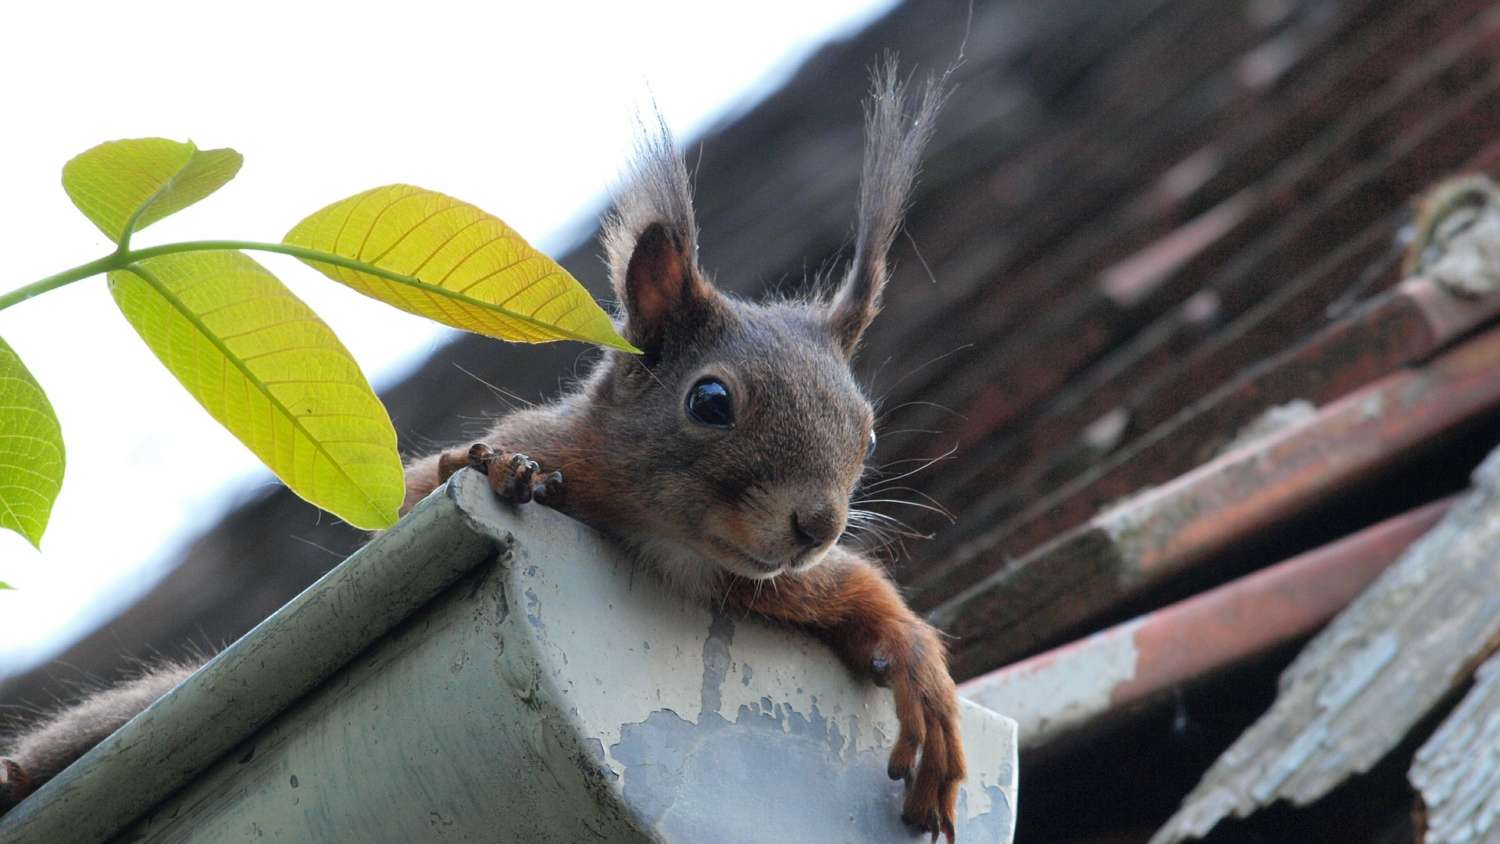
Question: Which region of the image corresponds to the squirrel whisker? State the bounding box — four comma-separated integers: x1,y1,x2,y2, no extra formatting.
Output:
847,508,932,540
868,427,945,438
851,496,956,523
870,342,974,399
859,485,953,519
877,399,965,423
866,444,958,488
451,362,535,411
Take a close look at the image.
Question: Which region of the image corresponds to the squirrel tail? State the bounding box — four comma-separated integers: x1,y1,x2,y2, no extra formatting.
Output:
0,658,201,812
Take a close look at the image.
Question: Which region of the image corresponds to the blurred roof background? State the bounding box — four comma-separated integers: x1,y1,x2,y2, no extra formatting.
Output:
11,1,1500,840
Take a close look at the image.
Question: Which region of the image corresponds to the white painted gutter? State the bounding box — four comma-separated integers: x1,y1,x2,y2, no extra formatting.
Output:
0,469,1017,842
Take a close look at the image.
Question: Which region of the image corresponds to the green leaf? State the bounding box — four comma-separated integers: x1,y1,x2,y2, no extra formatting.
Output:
63,138,242,243
284,184,638,352
0,337,64,547
0,582,12,590
110,251,403,530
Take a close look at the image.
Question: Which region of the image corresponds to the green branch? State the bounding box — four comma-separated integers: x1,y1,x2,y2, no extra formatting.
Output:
0,253,124,312
0,240,425,315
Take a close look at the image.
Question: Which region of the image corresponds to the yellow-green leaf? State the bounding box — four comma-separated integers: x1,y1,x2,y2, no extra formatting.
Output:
0,337,64,547
110,251,402,529
63,138,242,243
284,184,637,352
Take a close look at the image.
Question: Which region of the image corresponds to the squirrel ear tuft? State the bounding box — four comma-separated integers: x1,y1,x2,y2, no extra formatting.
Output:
621,222,710,354
829,58,947,356
604,110,712,358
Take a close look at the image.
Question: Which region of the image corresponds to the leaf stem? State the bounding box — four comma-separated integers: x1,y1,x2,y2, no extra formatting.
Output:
0,253,124,312
0,240,417,315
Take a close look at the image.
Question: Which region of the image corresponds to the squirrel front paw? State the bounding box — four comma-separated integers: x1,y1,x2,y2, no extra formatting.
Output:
438,444,565,507
0,757,34,813
881,629,966,842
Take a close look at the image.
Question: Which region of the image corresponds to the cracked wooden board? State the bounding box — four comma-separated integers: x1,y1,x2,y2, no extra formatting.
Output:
1151,444,1500,843
1410,650,1500,843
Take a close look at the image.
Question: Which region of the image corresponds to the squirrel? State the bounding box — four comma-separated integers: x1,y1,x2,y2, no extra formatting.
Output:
1,64,966,841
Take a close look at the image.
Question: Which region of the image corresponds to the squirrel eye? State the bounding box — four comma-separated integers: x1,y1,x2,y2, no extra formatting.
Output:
866,429,877,460
686,378,735,428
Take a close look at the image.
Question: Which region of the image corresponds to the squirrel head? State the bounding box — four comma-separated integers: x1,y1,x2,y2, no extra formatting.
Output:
589,64,945,588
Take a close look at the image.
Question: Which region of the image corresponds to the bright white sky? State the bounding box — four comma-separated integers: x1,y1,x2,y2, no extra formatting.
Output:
0,0,892,676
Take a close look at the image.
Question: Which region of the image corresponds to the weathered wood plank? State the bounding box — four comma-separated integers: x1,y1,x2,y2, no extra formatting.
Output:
1411,651,1500,844
1151,445,1500,843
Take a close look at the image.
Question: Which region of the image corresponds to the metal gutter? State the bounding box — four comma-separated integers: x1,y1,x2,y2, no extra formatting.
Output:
0,469,1018,843
0,467,498,844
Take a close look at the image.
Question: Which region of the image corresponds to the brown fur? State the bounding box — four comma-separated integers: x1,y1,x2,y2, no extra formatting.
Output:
0,660,195,811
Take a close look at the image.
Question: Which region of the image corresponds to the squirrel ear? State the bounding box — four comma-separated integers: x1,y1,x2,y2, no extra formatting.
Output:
828,261,885,356
606,111,714,358
828,59,947,357
622,222,710,354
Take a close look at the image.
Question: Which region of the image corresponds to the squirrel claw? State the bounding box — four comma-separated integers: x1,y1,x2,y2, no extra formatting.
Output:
900,808,940,838
465,443,496,469
460,444,561,509
501,454,540,503
533,470,565,507
887,757,910,782
885,627,964,844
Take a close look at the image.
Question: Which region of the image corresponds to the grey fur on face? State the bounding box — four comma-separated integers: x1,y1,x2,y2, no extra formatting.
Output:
581,59,947,585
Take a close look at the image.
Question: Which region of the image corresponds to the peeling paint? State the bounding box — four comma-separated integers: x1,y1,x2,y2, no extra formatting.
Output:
591,609,1020,839
524,587,547,633
612,701,1013,842
700,612,735,713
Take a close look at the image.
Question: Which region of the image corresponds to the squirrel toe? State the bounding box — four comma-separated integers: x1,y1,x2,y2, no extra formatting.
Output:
533,470,565,507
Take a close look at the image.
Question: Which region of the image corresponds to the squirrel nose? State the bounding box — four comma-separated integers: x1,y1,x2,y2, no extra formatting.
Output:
792,507,842,549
